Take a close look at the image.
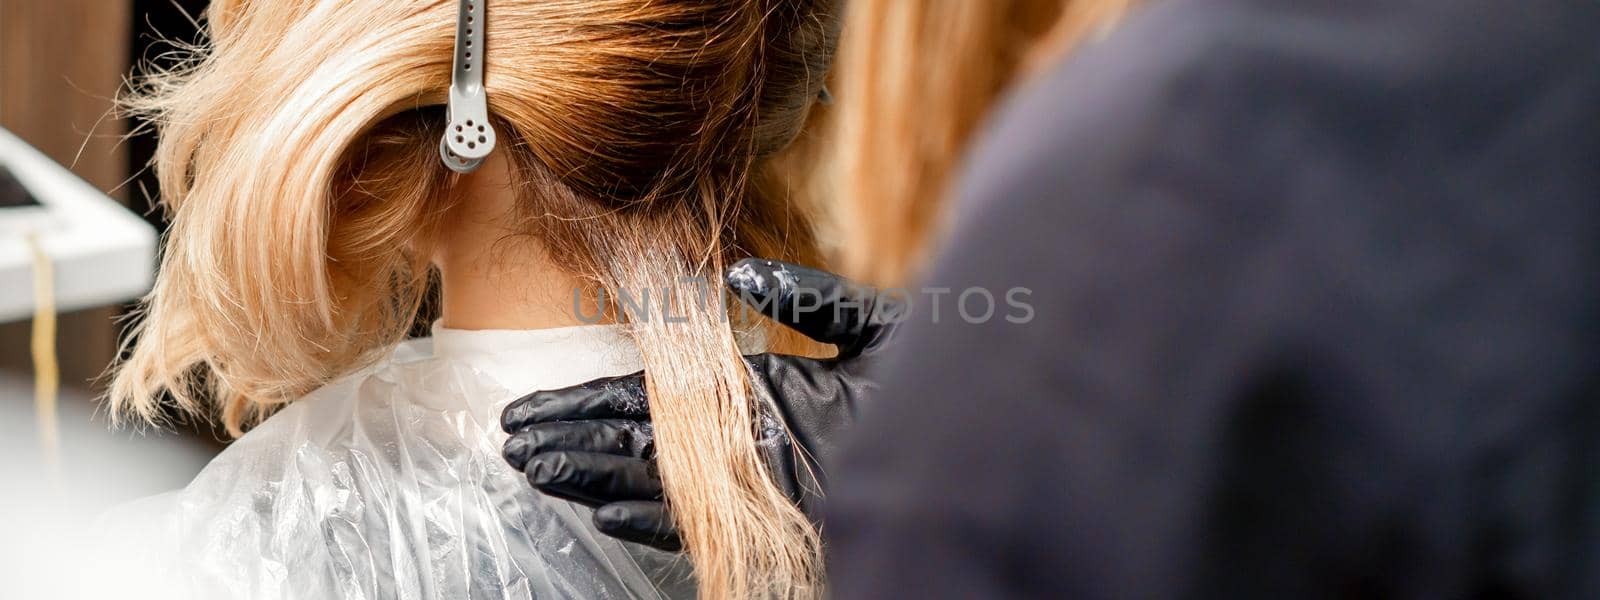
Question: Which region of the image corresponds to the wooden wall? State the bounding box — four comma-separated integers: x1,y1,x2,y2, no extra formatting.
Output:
0,0,133,390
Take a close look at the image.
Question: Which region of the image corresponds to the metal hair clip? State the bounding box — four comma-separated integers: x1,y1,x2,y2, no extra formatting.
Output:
439,0,496,173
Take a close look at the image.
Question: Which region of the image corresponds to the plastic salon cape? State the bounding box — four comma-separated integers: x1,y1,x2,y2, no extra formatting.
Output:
96,325,693,600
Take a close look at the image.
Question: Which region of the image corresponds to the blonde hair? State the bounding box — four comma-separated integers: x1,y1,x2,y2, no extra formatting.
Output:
111,0,838,597
831,0,1134,285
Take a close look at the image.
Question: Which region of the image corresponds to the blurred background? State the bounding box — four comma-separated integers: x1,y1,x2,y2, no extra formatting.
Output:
0,0,218,533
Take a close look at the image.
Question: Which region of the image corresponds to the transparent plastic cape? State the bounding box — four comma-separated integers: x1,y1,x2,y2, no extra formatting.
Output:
91,338,693,600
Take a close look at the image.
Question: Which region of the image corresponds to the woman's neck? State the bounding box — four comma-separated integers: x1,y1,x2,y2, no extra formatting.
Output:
433,154,600,331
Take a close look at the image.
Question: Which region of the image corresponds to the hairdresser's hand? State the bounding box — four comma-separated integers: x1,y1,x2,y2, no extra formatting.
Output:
500,258,899,551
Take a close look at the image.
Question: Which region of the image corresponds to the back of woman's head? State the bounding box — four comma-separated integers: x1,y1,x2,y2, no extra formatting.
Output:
113,0,837,596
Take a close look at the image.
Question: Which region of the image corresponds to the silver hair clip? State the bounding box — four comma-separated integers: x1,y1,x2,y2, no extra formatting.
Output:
439,0,496,173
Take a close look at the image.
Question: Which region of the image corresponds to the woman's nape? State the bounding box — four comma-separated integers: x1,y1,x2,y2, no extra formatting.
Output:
432,152,602,332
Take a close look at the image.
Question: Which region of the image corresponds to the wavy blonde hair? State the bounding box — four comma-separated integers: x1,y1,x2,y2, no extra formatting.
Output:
111,0,837,597
831,0,1135,285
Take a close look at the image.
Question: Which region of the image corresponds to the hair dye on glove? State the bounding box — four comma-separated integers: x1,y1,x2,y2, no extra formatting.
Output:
502,258,900,551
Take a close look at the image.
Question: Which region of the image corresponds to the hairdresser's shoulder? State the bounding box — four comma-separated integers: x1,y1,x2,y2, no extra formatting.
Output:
956,0,1600,224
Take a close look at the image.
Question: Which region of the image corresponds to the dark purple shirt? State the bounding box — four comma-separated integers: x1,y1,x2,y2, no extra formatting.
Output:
826,0,1600,597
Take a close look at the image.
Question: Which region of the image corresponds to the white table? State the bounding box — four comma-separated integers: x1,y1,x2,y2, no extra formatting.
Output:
0,127,157,322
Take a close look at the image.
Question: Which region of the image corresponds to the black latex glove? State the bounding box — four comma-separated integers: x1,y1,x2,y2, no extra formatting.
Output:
500,258,900,551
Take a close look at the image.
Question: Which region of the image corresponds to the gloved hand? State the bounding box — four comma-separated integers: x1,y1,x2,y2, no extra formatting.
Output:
500,258,900,551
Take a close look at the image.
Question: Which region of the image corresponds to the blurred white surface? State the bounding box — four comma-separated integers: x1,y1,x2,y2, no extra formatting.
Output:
0,127,157,323
0,371,213,599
